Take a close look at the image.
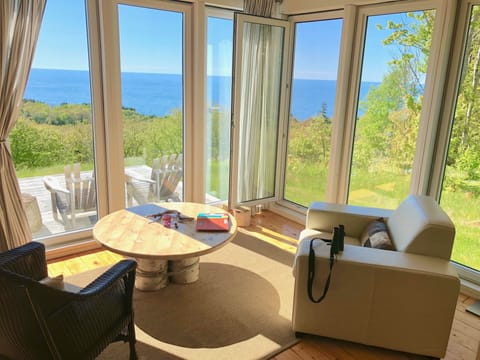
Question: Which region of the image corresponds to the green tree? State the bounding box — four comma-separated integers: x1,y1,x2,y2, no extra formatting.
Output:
355,11,433,174
11,101,184,171
448,7,480,181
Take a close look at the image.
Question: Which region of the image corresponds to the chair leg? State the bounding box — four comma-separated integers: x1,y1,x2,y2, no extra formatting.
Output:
128,320,137,360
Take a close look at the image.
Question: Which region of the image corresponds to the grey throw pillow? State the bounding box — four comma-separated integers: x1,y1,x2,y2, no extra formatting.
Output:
360,218,395,250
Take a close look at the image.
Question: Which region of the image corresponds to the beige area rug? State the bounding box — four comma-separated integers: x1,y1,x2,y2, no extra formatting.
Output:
95,232,299,360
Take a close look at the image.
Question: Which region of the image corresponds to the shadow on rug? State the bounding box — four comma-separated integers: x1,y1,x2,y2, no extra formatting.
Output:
99,232,298,360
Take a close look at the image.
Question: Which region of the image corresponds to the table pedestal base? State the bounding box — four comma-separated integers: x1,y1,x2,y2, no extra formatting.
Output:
135,257,200,291
135,258,169,291
169,257,200,284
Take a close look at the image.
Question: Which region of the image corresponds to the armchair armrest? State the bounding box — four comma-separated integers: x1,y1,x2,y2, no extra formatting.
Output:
306,202,392,237
125,169,155,184
43,176,70,195
80,259,137,296
294,238,458,276
12,259,137,311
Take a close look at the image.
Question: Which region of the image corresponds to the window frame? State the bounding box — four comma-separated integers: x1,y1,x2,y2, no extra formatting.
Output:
428,0,480,290
271,0,455,221
204,7,235,205
99,0,193,211
31,0,104,249
340,0,454,205
229,13,290,209
276,10,345,213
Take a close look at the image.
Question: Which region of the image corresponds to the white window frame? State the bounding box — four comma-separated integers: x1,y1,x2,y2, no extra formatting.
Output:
99,0,193,211
273,10,345,219
203,7,235,205
338,0,454,205
229,13,290,209
39,0,106,249
271,0,455,222
428,0,480,291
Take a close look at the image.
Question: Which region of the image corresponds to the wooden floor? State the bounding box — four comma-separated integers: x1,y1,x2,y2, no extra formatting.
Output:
47,210,480,360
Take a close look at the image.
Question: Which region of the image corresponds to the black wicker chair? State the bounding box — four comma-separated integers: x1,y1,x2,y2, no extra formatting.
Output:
0,242,137,360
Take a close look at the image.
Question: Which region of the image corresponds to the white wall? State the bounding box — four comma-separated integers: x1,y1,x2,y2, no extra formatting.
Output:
186,0,243,10
207,0,243,9
279,0,399,15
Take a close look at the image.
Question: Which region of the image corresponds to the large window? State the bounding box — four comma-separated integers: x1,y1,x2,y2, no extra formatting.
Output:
348,9,436,209
117,4,185,207
284,17,342,207
12,0,97,240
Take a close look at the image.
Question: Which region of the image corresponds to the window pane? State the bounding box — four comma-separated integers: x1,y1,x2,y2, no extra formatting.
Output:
13,0,97,239
348,10,435,208
284,19,342,207
440,5,480,271
206,16,233,203
118,5,184,207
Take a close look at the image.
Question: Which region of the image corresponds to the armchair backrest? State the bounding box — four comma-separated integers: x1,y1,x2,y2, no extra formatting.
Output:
387,195,455,260
0,242,53,359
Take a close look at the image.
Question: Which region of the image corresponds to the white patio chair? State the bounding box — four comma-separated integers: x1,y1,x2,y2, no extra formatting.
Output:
43,163,96,229
125,154,183,206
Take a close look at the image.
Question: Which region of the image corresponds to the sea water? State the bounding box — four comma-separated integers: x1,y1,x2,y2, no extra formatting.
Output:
24,68,377,120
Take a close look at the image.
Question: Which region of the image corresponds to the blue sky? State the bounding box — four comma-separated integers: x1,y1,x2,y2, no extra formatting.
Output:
32,0,90,70
293,14,411,81
32,0,422,82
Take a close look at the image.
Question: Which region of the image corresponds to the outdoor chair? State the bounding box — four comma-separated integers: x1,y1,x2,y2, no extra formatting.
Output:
43,163,96,229
0,241,137,360
125,154,183,206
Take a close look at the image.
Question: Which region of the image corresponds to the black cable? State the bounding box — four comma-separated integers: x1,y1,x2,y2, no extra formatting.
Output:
307,225,343,303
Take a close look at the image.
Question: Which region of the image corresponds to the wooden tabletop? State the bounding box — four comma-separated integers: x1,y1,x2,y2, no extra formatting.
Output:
93,202,237,260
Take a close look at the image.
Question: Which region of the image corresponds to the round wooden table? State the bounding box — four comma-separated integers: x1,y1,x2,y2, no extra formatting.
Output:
93,202,237,291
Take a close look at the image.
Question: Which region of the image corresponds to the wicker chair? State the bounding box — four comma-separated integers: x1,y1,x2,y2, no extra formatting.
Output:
0,242,137,360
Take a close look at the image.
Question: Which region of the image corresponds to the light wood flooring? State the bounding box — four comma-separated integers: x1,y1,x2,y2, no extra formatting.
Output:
47,210,480,360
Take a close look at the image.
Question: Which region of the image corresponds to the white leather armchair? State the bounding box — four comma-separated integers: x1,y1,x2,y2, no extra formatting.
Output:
292,195,460,358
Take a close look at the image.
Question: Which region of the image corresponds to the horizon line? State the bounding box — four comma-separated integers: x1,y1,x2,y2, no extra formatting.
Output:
30,68,383,83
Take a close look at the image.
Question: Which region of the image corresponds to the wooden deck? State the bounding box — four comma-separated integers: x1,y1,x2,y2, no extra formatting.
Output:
18,165,183,239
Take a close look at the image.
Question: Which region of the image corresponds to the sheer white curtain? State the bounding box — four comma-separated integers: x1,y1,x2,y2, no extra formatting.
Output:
237,0,284,202
0,0,46,251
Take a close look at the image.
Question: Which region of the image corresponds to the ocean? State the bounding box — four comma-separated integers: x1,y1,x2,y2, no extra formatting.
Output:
23,68,377,121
